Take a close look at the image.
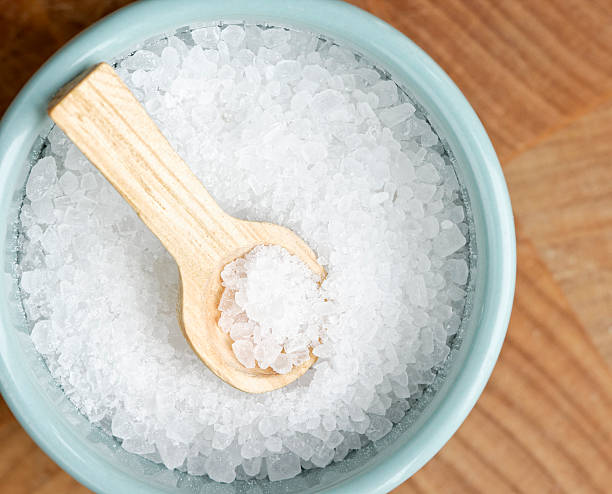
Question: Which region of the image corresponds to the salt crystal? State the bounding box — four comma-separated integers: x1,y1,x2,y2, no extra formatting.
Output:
266,453,301,481
242,457,262,476
265,436,283,452
284,434,314,459
354,67,380,85
258,416,278,437
416,163,441,184
157,440,188,470
161,47,180,69
26,224,42,242
433,225,467,257
63,146,88,171
167,36,188,59
271,353,292,374
186,455,207,475
47,126,69,155
365,415,393,441
301,141,328,163
275,60,301,82
420,130,438,147
231,340,255,368
406,198,425,219
447,205,465,223
191,26,220,48
31,198,55,224
379,103,415,127
421,216,440,239
371,80,398,107
229,322,253,340
123,50,159,71
205,450,236,483
111,410,133,439
419,328,434,354
448,284,467,302
310,446,334,467
326,431,344,449
122,438,156,455
291,90,312,112
59,171,79,195
219,245,325,373
302,64,330,84
212,430,234,450
40,228,61,254
80,173,97,191
26,156,56,202
446,259,469,285
261,27,290,48
30,320,53,354
414,183,437,202
311,89,343,112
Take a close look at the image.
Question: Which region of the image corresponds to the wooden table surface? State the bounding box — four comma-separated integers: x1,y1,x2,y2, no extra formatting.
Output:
1,1,610,493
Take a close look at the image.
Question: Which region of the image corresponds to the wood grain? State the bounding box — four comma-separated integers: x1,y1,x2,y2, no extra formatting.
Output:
504,99,612,362
350,0,612,162
394,232,612,494
0,0,611,492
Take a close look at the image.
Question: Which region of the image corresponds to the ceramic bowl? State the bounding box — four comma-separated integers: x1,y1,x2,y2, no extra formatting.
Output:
0,1,515,492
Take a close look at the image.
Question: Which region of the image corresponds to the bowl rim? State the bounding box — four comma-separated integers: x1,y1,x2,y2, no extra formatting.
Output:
0,0,516,493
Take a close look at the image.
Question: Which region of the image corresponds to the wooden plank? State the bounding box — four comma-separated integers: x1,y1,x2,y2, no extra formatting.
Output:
0,0,132,116
0,1,611,493
0,405,81,494
394,233,612,493
504,98,612,363
350,0,612,161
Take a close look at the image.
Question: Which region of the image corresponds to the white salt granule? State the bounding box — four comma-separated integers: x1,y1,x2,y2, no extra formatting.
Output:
219,245,326,373
19,23,471,483
25,156,56,202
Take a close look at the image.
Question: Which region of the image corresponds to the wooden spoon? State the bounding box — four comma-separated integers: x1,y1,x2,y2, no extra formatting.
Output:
48,63,324,393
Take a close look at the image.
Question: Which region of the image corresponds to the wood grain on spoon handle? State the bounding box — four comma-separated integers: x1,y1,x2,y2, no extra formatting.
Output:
48,62,321,393
48,62,239,274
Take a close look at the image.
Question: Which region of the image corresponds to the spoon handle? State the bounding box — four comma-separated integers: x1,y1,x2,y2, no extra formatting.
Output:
49,63,240,271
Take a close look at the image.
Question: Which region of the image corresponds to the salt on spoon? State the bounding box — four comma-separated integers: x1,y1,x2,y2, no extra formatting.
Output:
48,62,324,393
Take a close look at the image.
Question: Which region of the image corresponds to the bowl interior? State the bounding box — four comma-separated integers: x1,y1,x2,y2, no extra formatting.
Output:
0,1,514,493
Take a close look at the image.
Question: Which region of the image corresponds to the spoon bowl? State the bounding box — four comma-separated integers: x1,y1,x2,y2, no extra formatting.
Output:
49,62,324,393
182,220,325,393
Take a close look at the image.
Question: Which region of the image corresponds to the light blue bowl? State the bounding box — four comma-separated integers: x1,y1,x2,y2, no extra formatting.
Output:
0,0,515,492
